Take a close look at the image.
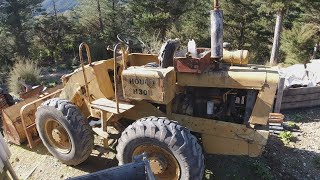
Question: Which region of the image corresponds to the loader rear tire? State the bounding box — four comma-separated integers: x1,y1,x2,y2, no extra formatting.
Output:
36,98,94,166
116,116,204,180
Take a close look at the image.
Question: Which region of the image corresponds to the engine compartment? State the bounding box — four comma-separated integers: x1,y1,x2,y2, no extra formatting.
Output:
172,87,258,124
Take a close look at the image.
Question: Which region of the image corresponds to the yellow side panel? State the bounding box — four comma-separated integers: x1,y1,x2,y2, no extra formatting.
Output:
122,67,176,104
64,66,96,87
177,67,267,89
202,135,265,157
92,60,115,99
170,113,269,156
202,135,249,156
171,113,269,145
249,72,279,125
127,53,159,66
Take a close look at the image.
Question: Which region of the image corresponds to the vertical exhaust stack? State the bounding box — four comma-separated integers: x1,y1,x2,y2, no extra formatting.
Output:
211,0,223,59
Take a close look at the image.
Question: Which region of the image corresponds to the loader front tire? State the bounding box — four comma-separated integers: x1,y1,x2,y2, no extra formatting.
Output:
36,98,94,166
116,117,204,180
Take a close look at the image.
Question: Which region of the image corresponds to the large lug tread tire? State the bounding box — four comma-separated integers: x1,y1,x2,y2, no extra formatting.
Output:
116,116,204,180
36,98,94,166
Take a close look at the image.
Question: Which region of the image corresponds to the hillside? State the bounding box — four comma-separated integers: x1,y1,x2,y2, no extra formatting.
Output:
41,0,77,14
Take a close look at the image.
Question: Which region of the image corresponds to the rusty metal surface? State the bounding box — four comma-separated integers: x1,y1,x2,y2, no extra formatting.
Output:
1,88,61,147
174,48,211,73
0,93,9,111
2,96,38,144
133,145,180,179
19,85,43,99
20,89,62,148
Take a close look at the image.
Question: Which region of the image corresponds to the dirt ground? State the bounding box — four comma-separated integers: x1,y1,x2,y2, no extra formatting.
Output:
6,107,320,180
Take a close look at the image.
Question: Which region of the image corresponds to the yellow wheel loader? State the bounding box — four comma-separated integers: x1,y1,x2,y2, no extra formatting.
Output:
1,1,279,179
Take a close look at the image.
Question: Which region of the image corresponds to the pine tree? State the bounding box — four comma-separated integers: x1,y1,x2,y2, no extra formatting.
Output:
282,23,318,65
253,0,301,65
219,0,273,63
127,0,200,39
0,0,42,58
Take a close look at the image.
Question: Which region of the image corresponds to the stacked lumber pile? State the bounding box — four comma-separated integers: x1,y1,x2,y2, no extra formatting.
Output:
282,86,320,110
269,113,284,134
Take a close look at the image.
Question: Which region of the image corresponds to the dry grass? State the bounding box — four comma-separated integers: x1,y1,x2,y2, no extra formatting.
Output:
8,57,41,94
139,32,163,54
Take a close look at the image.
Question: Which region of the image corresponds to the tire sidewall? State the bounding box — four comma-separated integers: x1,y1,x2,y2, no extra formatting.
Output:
36,106,77,162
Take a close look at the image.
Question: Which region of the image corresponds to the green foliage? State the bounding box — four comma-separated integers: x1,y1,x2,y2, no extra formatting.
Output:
45,79,57,88
32,13,82,65
281,23,318,65
166,0,211,47
291,113,304,122
8,57,41,94
74,0,129,59
221,0,274,63
128,0,200,39
278,131,294,144
287,121,297,128
139,32,163,54
250,161,273,180
0,0,42,58
0,0,319,79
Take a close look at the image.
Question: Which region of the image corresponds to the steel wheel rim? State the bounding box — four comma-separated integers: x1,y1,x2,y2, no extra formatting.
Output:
133,144,180,180
44,118,72,154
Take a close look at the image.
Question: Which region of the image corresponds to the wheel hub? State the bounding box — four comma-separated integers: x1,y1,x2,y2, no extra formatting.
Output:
45,119,72,154
149,156,168,175
133,144,180,179
51,126,69,148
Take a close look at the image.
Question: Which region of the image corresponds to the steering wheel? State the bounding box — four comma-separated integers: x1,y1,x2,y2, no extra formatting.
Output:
117,33,146,53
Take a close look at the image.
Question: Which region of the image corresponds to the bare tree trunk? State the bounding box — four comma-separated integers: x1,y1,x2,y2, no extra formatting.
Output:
52,0,61,64
97,0,104,33
270,10,285,66
53,0,58,23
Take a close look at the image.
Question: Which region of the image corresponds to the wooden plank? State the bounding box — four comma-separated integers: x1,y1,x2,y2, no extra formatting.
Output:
269,123,282,126
274,78,285,113
269,126,283,130
269,113,284,119
283,86,320,96
282,99,320,110
269,119,284,123
282,92,320,103
90,98,134,114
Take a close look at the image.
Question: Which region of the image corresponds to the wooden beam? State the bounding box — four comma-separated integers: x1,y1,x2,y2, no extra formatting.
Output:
274,78,285,113
283,86,320,96
282,99,320,110
282,92,320,103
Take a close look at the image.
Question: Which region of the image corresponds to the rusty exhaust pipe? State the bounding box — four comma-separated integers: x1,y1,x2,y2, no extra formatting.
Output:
211,0,223,59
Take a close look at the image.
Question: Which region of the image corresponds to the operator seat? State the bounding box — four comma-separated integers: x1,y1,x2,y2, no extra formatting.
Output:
145,39,180,68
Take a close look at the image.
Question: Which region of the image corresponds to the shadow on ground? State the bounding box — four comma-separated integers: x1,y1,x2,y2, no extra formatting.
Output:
74,154,118,173
204,135,320,180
